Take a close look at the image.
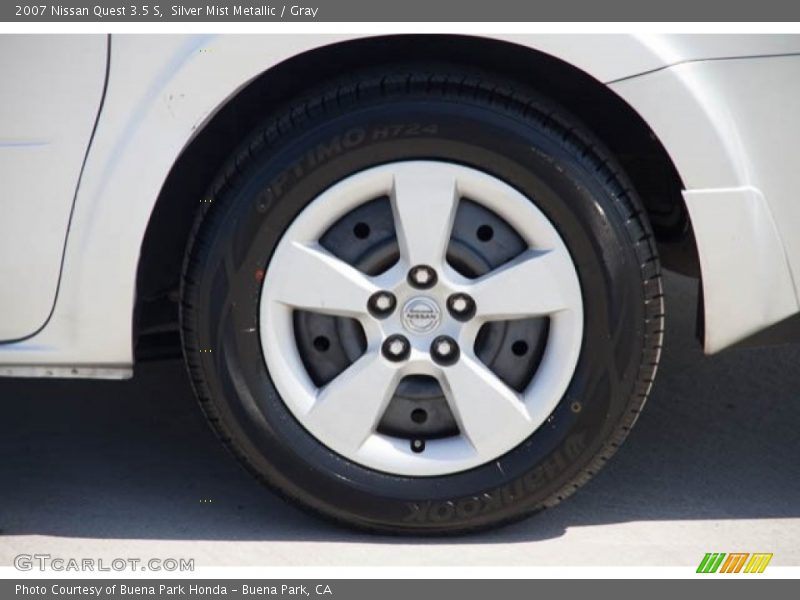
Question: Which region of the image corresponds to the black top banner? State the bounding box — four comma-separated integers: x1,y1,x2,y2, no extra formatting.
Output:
5,0,800,22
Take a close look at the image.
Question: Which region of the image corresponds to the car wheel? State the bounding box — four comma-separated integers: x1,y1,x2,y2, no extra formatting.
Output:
180,68,663,534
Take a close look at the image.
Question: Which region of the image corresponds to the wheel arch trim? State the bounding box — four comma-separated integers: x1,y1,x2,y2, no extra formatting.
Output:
611,57,800,352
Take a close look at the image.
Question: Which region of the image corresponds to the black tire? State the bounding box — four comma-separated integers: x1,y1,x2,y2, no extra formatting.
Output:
180,66,664,534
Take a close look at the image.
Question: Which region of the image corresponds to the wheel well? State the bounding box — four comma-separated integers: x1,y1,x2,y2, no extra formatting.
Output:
135,34,696,358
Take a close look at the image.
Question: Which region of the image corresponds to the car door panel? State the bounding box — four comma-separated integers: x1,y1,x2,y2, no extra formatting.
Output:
0,35,107,341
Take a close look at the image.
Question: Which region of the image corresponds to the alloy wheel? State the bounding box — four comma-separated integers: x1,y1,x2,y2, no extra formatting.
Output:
260,161,584,476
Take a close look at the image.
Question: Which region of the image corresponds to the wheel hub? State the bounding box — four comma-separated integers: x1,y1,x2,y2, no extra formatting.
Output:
401,296,441,334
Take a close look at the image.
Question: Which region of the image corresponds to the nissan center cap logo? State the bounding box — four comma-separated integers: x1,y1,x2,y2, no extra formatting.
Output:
401,297,441,334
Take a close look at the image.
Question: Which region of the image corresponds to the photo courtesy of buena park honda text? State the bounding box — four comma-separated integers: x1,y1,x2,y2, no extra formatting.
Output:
0,0,799,595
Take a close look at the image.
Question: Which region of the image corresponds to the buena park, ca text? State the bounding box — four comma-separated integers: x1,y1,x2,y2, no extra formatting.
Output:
16,584,334,596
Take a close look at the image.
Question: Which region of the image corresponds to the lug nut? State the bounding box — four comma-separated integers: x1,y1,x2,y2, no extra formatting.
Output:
382,334,411,362
407,265,437,289
430,335,459,366
368,290,396,318
411,439,426,453
447,293,476,321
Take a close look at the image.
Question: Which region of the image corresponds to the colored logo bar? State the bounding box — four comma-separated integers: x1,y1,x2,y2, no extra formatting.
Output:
697,553,773,573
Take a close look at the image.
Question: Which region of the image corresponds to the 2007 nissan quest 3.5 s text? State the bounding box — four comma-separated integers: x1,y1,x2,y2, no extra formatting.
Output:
2,34,799,533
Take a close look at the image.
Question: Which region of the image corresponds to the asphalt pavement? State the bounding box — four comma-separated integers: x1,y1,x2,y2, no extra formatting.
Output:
1,271,798,567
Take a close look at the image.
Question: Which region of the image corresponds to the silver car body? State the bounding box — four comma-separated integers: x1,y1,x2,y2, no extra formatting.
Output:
1,33,799,378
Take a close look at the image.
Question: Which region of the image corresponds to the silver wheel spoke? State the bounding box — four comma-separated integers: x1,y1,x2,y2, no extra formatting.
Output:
390,168,459,267
270,241,376,317
305,353,399,453
469,249,579,320
440,355,532,455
